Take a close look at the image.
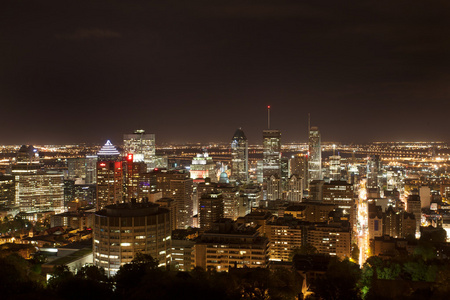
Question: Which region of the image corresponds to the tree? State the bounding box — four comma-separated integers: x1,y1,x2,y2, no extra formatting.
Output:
351,243,360,263
311,258,361,300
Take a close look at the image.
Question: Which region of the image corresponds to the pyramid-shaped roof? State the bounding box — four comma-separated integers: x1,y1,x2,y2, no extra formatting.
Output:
97,140,120,156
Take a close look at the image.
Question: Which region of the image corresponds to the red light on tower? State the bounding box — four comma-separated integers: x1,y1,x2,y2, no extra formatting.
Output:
127,153,133,162
99,163,106,167
268,105,270,109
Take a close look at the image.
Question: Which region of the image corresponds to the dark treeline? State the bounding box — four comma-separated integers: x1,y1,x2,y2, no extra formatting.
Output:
2,249,450,300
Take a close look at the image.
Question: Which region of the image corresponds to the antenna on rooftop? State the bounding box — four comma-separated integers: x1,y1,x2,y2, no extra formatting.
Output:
267,105,271,129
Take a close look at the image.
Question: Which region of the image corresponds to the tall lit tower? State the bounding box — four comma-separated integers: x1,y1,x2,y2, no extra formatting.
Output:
366,155,381,190
96,140,123,210
308,119,322,183
263,106,281,185
230,128,248,184
123,129,156,171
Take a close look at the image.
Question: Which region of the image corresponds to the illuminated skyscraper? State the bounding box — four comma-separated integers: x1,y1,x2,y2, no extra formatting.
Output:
308,126,322,183
290,153,308,189
13,145,64,214
329,155,341,181
262,129,281,180
367,155,381,190
230,128,248,184
123,129,156,171
190,151,216,182
96,140,123,210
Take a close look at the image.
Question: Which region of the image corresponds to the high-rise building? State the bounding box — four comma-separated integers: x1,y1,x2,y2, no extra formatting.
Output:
230,128,248,184
406,194,421,236
266,174,282,201
0,174,14,207
199,191,224,231
96,140,123,210
154,169,193,229
190,151,216,182
123,129,156,171
290,153,308,189
85,156,97,184
285,174,303,202
322,180,354,210
93,201,171,276
308,126,322,183
367,155,381,190
262,130,282,181
329,155,341,181
14,171,64,214
12,145,64,214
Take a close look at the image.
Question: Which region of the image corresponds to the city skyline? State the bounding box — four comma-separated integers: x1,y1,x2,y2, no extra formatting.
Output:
2,1,449,144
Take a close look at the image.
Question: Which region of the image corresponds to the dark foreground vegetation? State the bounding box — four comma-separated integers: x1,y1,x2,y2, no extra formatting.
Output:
2,246,450,300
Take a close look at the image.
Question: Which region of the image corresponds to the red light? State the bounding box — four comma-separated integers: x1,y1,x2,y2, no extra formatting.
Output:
154,168,158,171
268,105,270,109
99,163,106,167
127,153,133,161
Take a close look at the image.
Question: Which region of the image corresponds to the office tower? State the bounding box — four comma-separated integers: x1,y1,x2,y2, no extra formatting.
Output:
190,151,216,182
14,171,64,214
64,179,75,205
230,128,248,184
85,156,97,184
67,157,86,181
309,180,324,202
406,194,421,236
124,153,148,202
154,170,193,229
263,130,281,181
13,145,64,214
93,201,171,276
280,156,290,191
290,153,308,190
199,191,224,231
367,155,381,190
308,126,322,183
74,184,96,205
256,160,264,184
329,155,341,181
96,140,123,210
123,129,156,171
266,174,282,200
0,174,14,207
322,180,354,210
12,145,41,175
286,174,303,202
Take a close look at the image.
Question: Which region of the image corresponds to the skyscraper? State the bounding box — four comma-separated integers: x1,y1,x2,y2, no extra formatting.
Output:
262,130,281,180
96,140,123,210
123,129,156,171
367,155,381,190
329,155,341,181
308,126,322,183
230,128,248,184
190,151,216,182
13,145,64,214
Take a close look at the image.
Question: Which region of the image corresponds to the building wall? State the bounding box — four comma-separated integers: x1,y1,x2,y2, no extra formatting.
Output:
93,206,171,276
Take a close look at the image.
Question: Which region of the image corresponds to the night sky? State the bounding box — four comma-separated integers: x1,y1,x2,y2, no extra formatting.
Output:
1,0,449,145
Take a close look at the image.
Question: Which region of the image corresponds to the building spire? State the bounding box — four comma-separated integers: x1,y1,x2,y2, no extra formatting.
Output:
267,105,271,129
